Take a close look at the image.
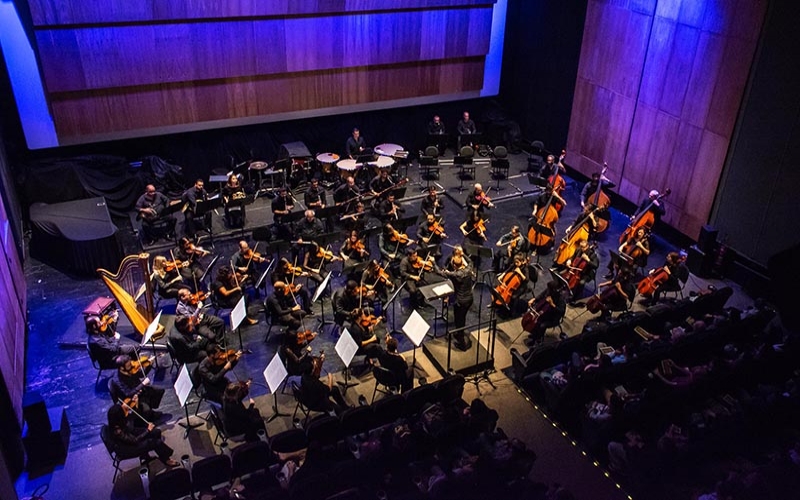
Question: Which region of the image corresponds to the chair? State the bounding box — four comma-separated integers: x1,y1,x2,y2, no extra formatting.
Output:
372,394,404,426
435,374,465,405
263,306,286,344
424,146,439,158
493,145,508,159
231,441,274,479
100,425,143,483
191,454,233,496
163,338,181,374
88,340,119,388
270,428,309,455
460,146,475,158
292,381,330,426
528,140,545,173
340,406,376,438
305,415,342,448
371,366,400,403
403,384,436,417
661,264,690,299
149,467,192,500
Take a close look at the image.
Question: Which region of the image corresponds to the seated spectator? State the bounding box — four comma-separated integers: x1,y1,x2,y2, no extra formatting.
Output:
607,430,646,475
652,359,693,389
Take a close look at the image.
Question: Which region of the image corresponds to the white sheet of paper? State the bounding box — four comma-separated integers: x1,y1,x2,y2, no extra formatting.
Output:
335,328,359,368
174,364,194,408
230,296,247,330
313,271,331,303
263,352,288,394
141,310,163,346
402,310,430,347
432,283,454,296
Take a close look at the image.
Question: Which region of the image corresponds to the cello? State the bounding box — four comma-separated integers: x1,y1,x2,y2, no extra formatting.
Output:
527,190,560,250
637,267,670,298
492,263,526,307
588,165,611,233
552,208,596,266
521,296,554,333
619,189,671,243
560,242,597,290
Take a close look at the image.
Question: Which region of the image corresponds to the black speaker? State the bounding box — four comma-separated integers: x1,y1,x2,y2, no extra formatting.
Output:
697,225,718,254
687,245,713,278
22,392,50,435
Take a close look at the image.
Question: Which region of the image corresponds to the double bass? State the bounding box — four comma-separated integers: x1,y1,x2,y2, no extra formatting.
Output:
527,192,560,249
588,165,611,233
546,150,567,211
619,189,671,243
552,209,596,266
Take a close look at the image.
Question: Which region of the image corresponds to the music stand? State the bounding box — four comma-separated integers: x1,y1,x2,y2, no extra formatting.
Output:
418,156,440,191
264,353,289,422
313,271,334,327
384,281,407,337
174,364,202,437
267,240,292,260
335,328,360,391
459,133,482,150
395,215,419,233
230,296,251,354
315,205,342,222
344,259,370,281
427,133,449,156
255,259,275,292
402,310,430,375
465,244,494,273
225,195,254,237
418,280,454,338
194,198,222,247
491,158,510,191
200,255,220,284
454,156,475,193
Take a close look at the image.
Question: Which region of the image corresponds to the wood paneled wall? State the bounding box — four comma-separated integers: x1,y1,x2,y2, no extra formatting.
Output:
25,0,496,143
566,0,767,239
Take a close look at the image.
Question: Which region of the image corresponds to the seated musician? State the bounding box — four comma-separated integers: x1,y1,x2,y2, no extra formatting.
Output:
109,355,165,423
271,187,295,241
642,251,687,305
176,287,226,342
346,307,384,361
334,176,360,214
378,335,413,393
233,240,267,290
560,239,599,305
531,184,567,218
152,255,184,298
565,204,598,240
221,381,266,442
420,186,444,218
377,192,404,223
332,280,362,327
417,213,447,258
222,174,247,228
580,171,615,209
197,346,242,404
369,169,395,200
280,330,316,377
341,201,367,233
362,259,395,303
168,315,209,364
492,225,527,272
525,281,567,345
87,310,138,363
606,227,650,279
340,230,370,269
437,246,475,350
460,210,488,247
210,266,259,325
265,281,307,330
182,178,210,241
379,223,409,263
271,258,313,314
295,209,324,243
135,184,177,245
399,247,433,310
466,183,495,213
106,403,178,467
304,177,327,210
594,268,636,321
495,254,530,314
299,353,350,415
345,127,368,158
176,236,211,285
303,241,340,291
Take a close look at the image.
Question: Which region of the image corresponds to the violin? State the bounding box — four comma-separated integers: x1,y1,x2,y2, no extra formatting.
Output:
619,188,671,243
296,329,318,345
186,243,211,258
311,351,325,378
317,246,342,262
243,248,266,263
637,267,671,297
428,219,448,238
164,259,186,272
212,349,242,366
412,255,435,273
358,313,382,330
189,290,209,305
493,268,525,307
121,355,152,376
286,263,305,276
375,265,394,288
351,239,368,256
121,395,139,417
475,190,494,208
95,310,119,333
473,218,489,239
389,229,411,245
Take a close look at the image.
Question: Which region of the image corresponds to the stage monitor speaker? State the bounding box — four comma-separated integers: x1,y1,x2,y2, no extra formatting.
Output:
697,225,718,254
768,243,800,329
687,245,713,278
22,392,50,435
279,141,312,159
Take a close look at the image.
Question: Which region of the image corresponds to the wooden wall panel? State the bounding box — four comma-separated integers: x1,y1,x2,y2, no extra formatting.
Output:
567,0,766,239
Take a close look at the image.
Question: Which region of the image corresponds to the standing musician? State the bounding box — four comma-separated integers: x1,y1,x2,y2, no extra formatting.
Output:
295,209,325,243
492,225,527,272
420,186,444,218
531,184,567,218
525,280,567,344
152,255,184,298
135,184,177,245
109,354,165,423
362,259,395,303
333,280,363,326
303,241,340,289
417,213,448,257
558,239,599,305
466,183,495,213
345,127,368,158
221,381,267,443
176,286,226,342
233,240,267,285
580,171,615,209
427,115,447,155
369,169,395,200
634,189,667,224
400,247,434,310
176,236,211,285
379,223,410,264
210,266,260,325
606,227,650,279
266,281,308,331
222,174,247,228
592,268,636,321
197,345,243,404
377,192,405,222
169,315,210,364
334,176,361,214
106,404,178,467
270,258,313,314
181,178,210,241
539,153,565,180
304,177,327,210
565,204,599,241
437,246,475,351
271,187,295,241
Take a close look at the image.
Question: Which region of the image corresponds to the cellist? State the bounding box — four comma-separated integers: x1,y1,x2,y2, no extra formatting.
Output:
605,227,650,279
524,280,567,345
639,251,685,305
559,239,599,306
493,253,530,313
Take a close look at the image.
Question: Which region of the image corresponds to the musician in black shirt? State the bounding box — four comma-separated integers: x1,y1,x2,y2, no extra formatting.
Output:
377,192,404,223
427,115,447,155
271,187,295,241
334,176,360,214
437,246,475,350
181,179,210,240
222,175,247,228
304,178,326,210
420,187,444,218
135,184,176,245
457,111,477,150
345,128,367,158
369,169,395,199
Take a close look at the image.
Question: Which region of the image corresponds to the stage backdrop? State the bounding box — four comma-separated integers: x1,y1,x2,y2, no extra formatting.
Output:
8,0,506,148
565,0,767,239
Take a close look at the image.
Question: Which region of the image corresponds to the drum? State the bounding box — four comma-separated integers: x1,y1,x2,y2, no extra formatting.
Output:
249,161,268,171
369,155,394,175
316,153,339,174
337,159,359,179
374,143,404,157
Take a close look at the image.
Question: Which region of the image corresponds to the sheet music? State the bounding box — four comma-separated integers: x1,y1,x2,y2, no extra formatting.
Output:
141,310,163,345
402,310,430,347
432,283,454,296
230,296,247,330
335,329,359,368
174,364,194,408
263,353,288,394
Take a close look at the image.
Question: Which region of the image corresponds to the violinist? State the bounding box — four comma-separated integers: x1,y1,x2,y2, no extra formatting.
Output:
87,309,138,364
271,187,295,240
109,355,165,424
421,186,444,218
210,266,260,325
379,223,409,263
466,183,495,213
197,345,243,404
176,287,226,342
135,184,177,245
265,281,308,331
592,268,635,321
580,171,615,209
280,329,317,377
270,258,313,314
559,239,599,305
221,381,266,442
417,213,447,257
460,210,488,268
332,280,363,326
525,280,567,345
176,236,211,284
181,178,210,241
369,169,395,200
400,247,434,309
299,353,351,415
437,246,475,350
152,255,184,298
362,259,395,302
233,240,267,284
222,174,246,228
169,315,210,364
106,403,178,468
341,230,370,264
492,225,527,273
377,192,405,222
606,227,650,279
348,307,384,360
334,176,361,214
303,241,340,289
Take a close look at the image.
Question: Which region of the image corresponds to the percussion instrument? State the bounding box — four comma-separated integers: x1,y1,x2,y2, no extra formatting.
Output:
370,155,394,174
337,158,360,179
249,161,268,171
374,143,404,157
316,153,340,174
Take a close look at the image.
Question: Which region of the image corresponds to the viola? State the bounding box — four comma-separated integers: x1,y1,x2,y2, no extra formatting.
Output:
429,220,447,238
243,249,266,263
296,330,318,345
189,290,209,305
121,395,139,417
186,243,211,258
389,229,411,245
475,218,488,238
637,267,670,297
374,265,394,288
493,269,525,307
475,190,494,208
351,239,368,256
317,247,342,262
412,256,435,272
619,188,671,243
358,313,382,330
286,263,305,276
96,311,118,333
164,259,186,272
212,349,242,366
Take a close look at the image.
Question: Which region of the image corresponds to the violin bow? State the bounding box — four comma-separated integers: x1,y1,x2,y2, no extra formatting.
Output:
231,260,240,288
118,398,151,426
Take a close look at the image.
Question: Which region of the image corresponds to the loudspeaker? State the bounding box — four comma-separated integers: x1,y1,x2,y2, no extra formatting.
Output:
22,392,50,435
697,225,718,254
279,141,312,159
687,245,713,278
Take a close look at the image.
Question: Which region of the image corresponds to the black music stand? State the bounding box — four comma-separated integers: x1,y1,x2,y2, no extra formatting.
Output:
418,156,440,191
427,133,449,156
491,158,510,191
395,215,419,233
419,279,454,338
465,244,493,273
267,240,292,260
458,133,482,150
345,259,370,282
454,156,475,193
194,198,221,247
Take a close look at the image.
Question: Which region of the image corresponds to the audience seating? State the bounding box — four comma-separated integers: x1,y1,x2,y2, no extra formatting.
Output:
190,454,233,497
371,366,400,403
148,467,192,500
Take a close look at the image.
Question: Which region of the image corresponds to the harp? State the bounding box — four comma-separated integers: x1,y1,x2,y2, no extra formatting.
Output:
97,253,165,340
